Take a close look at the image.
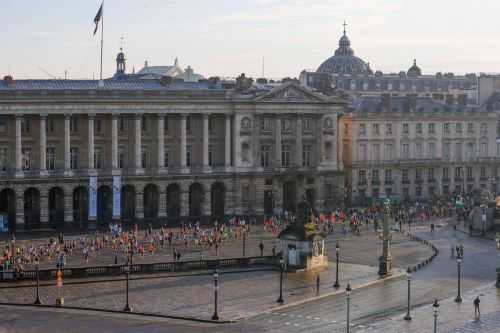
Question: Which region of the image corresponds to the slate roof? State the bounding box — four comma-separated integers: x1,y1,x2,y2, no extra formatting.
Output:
353,96,485,113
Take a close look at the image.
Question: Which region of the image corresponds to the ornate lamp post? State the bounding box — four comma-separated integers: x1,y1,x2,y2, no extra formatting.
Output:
34,256,41,305
346,283,352,333
433,299,439,333
123,259,132,312
333,241,340,288
276,257,284,304
455,256,462,303
212,269,219,320
378,199,393,276
404,267,412,320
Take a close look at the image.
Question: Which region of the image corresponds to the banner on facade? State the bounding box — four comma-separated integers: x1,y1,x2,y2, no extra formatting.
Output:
89,176,97,220
112,175,121,219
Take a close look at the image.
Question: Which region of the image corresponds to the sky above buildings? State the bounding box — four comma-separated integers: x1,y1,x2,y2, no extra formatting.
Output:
2,0,500,80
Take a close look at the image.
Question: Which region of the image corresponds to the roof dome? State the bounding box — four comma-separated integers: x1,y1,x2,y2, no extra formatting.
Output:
407,59,422,77
316,23,370,75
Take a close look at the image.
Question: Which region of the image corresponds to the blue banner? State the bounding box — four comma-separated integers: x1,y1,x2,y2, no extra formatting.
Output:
113,175,121,219
89,176,97,220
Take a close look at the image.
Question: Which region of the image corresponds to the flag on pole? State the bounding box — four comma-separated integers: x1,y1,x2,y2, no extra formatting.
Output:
93,3,103,35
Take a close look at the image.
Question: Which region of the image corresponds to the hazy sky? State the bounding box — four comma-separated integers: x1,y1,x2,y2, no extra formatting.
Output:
2,0,500,80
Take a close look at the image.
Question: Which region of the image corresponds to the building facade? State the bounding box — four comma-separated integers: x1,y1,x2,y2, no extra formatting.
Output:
299,26,477,104
342,95,500,204
0,75,345,231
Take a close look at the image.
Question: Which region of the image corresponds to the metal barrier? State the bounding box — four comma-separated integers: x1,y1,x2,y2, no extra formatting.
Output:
1,255,278,282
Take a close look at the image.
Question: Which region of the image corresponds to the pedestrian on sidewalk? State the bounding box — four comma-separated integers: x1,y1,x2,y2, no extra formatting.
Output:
272,245,276,257
474,296,480,320
259,241,264,257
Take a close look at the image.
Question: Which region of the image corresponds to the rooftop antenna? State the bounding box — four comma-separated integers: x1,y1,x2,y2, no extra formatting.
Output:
37,66,57,79
64,70,68,80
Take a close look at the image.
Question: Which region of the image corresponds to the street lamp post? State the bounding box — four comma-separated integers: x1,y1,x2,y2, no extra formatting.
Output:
378,199,393,276
276,257,284,304
34,257,41,305
455,256,462,303
433,299,439,333
212,269,219,321
404,267,412,320
333,241,340,288
123,259,132,312
346,283,352,333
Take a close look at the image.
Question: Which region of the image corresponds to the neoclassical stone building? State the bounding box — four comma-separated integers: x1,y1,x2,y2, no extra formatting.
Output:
342,95,500,204
0,71,345,231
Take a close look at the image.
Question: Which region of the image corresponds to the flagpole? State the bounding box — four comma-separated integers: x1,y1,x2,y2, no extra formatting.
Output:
100,1,104,81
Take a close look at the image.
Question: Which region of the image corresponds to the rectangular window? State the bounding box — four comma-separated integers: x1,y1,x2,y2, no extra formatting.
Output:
119,116,126,133
302,118,312,132
164,116,169,135
443,167,449,179
402,123,409,135
428,168,435,181
261,117,273,131
94,147,102,169
142,117,148,132
466,143,474,159
384,144,393,160
302,144,312,167
480,167,486,178
46,147,56,170
260,145,270,167
21,118,31,134
455,167,462,179
416,123,422,135
385,169,392,182
467,123,474,133
208,144,213,167
455,143,463,160
118,148,125,169
372,123,379,135
372,169,379,181
70,148,79,169
186,116,191,135
0,147,7,171
359,144,368,161
401,144,410,159
94,119,102,134
456,122,462,133
416,143,423,158
164,147,169,167
186,145,191,167
428,142,436,158
480,123,488,134
443,143,451,159
402,169,409,182
372,144,380,161
428,123,435,134
416,169,422,181
21,147,31,170
70,117,79,133
443,123,450,134
467,167,473,179
281,144,291,168
208,116,213,134
281,119,292,134
359,123,366,136
386,123,392,135
46,117,55,133
141,147,149,168
359,170,366,184
480,143,488,157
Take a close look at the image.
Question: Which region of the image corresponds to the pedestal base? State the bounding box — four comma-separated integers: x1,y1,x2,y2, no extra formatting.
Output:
378,255,393,276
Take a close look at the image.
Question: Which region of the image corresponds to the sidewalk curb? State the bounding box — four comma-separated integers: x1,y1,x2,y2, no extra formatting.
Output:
234,270,405,321
0,302,234,324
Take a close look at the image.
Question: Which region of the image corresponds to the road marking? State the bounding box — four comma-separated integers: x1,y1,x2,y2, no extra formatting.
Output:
314,317,321,320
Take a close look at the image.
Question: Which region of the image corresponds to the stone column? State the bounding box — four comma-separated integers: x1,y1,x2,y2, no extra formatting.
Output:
296,115,303,167
225,114,231,169
202,114,210,171
64,115,72,176
15,188,24,227
15,115,23,178
180,114,187,169
134,115,144,175
157,114,166,173
111,115,119,174
275,116,282,168
40,188,49,224
64,188,73,223
88,114,95,173
135,185,144,219
39,115,48,176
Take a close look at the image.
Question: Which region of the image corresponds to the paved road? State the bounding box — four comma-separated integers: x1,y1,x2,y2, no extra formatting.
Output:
1,220,496,332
